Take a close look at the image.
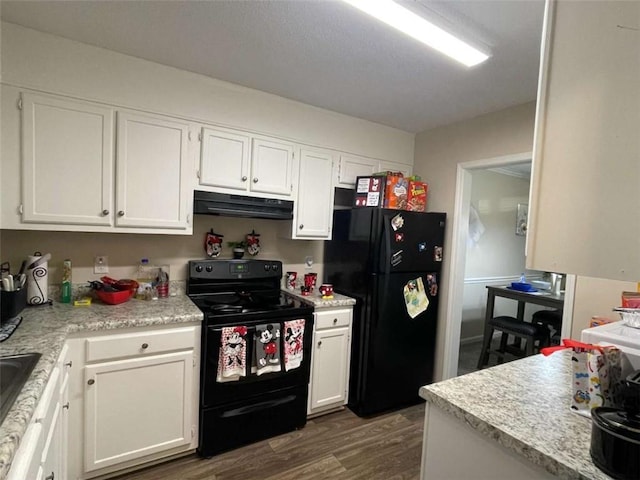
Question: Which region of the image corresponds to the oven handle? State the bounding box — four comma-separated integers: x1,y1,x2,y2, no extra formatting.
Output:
220,395,296,418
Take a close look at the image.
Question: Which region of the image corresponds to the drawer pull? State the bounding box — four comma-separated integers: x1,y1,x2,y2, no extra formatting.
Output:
63,402,70,410
333,318,338,324
45,473,54,480
141,343,149,349
87,379,95,385
65,361,72,368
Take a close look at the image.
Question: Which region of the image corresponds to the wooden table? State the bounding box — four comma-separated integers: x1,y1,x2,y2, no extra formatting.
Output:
484,285,564,324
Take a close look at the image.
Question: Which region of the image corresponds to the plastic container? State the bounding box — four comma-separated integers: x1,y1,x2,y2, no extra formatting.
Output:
136,258,156,300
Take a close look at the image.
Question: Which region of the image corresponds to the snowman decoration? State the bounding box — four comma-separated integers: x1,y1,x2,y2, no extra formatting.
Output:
246,230,261,256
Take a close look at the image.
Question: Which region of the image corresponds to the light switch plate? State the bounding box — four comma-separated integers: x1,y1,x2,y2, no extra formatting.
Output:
94,256,109,274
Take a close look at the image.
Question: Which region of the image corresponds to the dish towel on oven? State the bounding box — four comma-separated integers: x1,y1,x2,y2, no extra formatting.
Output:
284,319,305,372
217,326,247,383
253,323,282,376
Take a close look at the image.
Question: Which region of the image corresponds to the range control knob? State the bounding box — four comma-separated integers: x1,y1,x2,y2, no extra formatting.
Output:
271,263,279,271
205,265,213,272
195,265,203,273
264,264,271,271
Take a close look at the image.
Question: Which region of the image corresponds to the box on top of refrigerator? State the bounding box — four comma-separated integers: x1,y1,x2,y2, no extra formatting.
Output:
354,175,386,207
406,180,428,212
383,172,408,210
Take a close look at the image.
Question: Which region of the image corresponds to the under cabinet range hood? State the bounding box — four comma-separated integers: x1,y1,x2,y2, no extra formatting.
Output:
193,191,294,220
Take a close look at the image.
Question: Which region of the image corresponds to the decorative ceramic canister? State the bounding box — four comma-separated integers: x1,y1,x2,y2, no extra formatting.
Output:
205,229,224,258
246,230,261,256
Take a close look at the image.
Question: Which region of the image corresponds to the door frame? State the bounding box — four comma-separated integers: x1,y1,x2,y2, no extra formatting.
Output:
441,151,575,380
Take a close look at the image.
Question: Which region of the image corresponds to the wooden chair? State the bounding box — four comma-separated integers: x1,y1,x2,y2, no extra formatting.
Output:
477,316,550,369
532,309,563,345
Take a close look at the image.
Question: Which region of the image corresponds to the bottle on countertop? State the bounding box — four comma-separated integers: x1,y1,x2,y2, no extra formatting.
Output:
61,259,72,303
136,258,156,300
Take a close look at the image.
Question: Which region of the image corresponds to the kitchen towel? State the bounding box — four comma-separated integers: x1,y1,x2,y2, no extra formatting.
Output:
283,319,305,372
26,253,48,305
216,326,247,383
252,323,281,376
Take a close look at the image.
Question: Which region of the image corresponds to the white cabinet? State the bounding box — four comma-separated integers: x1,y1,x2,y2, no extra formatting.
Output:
292,147,336,239
21,92,114,227
115,110,192,230
527,0,640,281
7,348,69,480
308,307,353,416
199,126,296,199
337,154,378,188
18,92,193,234
66,324,200,480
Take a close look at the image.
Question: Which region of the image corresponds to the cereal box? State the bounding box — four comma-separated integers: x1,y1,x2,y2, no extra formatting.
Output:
384,173,408,210
406,180,428,212
353,175,386,207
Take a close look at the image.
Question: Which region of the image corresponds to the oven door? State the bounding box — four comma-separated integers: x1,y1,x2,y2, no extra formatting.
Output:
201,313,313,408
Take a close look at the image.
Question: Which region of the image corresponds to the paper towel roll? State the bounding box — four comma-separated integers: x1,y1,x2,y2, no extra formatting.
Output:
27,254,48,305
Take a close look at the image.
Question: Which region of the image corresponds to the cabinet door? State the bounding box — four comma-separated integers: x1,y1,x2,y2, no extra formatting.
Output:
39,399,62,480
199,127,250,191
309,327,350,412
116,111,191,230
337,154,378,187
83,351,194,472
21,92,114,226
527,0,640,280
250,137,295,196
294,148,335,239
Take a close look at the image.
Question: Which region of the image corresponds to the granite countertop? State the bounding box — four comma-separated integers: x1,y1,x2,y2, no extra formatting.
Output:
419,351,610,480
0,294,203,480
282,289,356,308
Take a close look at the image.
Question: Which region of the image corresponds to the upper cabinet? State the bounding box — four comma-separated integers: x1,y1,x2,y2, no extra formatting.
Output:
21,93,114,226
18,92,193,234
199,126,296,199
336,154,378,187
379,160,412,178
293,147,336,240
526,0,640,281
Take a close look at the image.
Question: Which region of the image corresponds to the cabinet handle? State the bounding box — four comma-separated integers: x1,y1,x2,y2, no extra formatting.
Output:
101,209,109,216
253,177,258,183
141,343,149,349
299,224,304,230
45,473,54,480
87,379,95,385
241,176,248,182
117,210,125,217
318,341,322,347
333,318,338,324
65,361,72,368
63,402,70,410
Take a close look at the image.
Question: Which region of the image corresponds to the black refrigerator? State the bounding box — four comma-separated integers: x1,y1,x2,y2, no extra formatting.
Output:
324,207,446,417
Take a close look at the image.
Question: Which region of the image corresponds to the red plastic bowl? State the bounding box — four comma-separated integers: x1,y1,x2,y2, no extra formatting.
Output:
95,289,133,305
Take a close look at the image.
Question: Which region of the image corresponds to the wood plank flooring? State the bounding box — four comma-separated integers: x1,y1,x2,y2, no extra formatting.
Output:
113,403,425,480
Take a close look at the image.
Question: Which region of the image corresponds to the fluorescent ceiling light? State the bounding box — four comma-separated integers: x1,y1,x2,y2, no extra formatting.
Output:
342,0,490,67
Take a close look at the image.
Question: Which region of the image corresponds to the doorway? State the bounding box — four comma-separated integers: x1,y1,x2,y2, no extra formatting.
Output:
441,152,575,379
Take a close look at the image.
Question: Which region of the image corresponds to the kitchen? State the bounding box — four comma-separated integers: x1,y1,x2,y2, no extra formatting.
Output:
1,1,639,479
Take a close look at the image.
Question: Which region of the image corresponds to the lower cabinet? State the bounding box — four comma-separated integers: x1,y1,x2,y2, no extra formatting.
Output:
8,345,70,480
66,323,201,480
308,307,353,416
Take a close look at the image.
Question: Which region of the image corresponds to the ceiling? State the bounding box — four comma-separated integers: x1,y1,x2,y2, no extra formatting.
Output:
0,0,545,133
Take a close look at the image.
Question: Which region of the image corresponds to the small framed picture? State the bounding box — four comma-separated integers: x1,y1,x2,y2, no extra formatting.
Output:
516,204,528,236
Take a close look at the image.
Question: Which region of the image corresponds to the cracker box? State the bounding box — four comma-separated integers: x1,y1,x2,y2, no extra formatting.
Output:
353,175,386,207
384,173,408,210
406,180,428,212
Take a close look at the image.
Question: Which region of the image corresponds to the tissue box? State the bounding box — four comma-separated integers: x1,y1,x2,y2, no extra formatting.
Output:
406,181,428,212
354,175,386,207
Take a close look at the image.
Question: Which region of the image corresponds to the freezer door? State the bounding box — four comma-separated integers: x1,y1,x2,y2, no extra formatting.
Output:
350,271,439,416
377,210,446,274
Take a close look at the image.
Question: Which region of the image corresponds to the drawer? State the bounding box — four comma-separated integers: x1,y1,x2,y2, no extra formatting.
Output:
34,367,60,434
315,308,352,330
85,326,197,362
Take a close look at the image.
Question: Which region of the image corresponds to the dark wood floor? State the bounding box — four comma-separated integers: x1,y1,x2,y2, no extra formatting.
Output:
114,403,425,480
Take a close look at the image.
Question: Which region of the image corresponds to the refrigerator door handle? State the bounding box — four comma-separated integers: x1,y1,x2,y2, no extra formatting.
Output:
382,214,391,276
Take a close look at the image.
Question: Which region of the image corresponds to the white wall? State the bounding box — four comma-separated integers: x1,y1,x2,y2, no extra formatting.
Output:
0,22,414,290
461,169,530,340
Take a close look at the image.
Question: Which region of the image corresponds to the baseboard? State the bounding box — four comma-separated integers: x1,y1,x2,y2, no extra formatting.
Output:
460,334,484,345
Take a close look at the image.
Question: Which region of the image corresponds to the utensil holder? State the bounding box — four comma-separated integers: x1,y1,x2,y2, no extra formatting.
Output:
1,288,27,324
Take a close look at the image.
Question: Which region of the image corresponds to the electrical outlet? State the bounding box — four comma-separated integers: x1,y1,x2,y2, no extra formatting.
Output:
94,256,109,274
304,256,314,269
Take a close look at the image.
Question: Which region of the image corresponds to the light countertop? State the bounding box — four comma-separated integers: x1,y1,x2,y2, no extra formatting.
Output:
282,289,356,308
0,294,203,480
419,351,610,479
